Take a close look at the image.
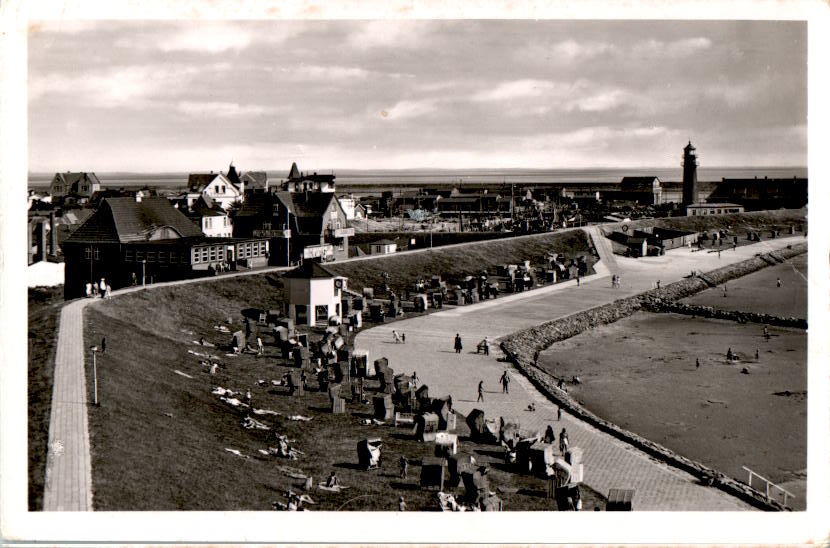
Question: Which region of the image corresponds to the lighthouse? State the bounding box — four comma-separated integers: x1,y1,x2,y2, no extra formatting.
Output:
682,141,698,206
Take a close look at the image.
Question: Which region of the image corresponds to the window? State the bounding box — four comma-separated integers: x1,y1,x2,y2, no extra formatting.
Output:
147,251,156,262
85,247,92,259
158,251,168,263
125,249,134,261
260,242,267,254
206,217,212,229
337,241,345,251
245,243,252,257
169,251,177,263
192,249,200,263
263,221,271,230
252,244,259,257
136,250,145,261
210,247,217,261
217,248,224,261
202,248,208,262
94,248,100,260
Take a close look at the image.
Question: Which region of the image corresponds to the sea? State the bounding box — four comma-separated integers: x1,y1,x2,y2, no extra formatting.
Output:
27,166,807,192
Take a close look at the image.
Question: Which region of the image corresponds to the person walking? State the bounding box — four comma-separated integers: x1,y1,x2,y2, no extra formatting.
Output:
755,348,760,360
777,277,782,288
483,336,490,356
696,357,700,369
500,371,510,394
477,380,484,402
557,406,562,421
559,427,569,454
401,333,406,344
400,455,408,479
454,333,463,354
101,336,107,353
256,336,264,356
398,496,407,511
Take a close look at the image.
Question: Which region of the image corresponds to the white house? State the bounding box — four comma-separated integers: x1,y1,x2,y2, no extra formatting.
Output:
338,195,361,221
370,239,397,255
284,261,347,326
186,172,243,210
686,202,745,216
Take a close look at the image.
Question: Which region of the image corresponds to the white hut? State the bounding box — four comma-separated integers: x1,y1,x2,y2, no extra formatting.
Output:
284,261,347,326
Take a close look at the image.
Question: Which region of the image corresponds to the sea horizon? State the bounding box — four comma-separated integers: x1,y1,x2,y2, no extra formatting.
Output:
27,165,808,189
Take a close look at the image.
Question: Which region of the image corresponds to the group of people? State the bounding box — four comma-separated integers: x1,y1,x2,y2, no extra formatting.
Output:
85,278,112,299
611,274,621,288
476,370,512,402
392,330,406,344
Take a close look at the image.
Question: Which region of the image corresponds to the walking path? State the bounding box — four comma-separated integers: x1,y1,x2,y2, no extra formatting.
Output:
41,222,804,511
42,299,93,511
354,232,806,510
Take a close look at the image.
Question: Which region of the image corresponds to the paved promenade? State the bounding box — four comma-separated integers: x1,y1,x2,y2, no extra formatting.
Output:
354,232,805,510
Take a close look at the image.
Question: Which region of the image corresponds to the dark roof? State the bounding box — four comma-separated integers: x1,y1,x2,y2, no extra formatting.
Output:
372,239,396,245
227,164,241,187
235,193,276,218
187,173,222,192
65,197,204,244
285,192,337,236
189,194,226,217
242,171,268,189
284,261,342,279
627,237,647,245
288,162,301,180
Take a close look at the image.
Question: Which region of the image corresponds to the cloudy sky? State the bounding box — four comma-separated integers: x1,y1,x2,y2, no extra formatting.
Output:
28,19,807,173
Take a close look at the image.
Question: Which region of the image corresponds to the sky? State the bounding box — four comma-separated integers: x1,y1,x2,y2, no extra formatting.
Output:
27,19,807,173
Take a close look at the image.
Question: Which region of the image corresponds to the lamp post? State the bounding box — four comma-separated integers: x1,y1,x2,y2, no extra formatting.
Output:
90,345,99,406
142,259,146,288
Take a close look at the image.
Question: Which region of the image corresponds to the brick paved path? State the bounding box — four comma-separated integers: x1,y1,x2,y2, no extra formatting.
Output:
353,232,805,510
43,299,93,511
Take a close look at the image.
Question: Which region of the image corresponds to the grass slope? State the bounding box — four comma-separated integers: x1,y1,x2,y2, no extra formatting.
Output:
27,286,65,510
335,229,596,294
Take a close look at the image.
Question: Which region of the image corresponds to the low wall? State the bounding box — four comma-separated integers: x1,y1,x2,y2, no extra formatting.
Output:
499,244,807,511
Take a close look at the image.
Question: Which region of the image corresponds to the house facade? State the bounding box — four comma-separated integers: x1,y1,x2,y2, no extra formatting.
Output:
686,203,745,216
186,171,243,210
370,239,397,255
284,262,347,326
49,172,101,203
281,162,336,193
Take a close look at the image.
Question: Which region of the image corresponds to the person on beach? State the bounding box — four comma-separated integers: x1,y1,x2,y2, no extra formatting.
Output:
500,371,510,394
477,380,484,402
101,336,106,353
726,348,734,362
696,358,700,369
755,349,760,360
559,428,569,454
483,336,490,356
763,325,770,339
393,330,402,343
257,336,264,356
402,333,406,344
399,496,407,511
777,277,782,288
454,334,463,354
557,406,562,421
400,455,408,479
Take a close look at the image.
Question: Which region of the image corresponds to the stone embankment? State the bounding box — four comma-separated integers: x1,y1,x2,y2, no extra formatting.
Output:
499,243,807,511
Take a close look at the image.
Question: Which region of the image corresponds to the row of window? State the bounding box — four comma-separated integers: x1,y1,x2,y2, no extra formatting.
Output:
124,249,188,264
190,241,268,264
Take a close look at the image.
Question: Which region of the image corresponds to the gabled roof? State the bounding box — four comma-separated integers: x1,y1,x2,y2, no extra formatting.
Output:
187,173,229,193
284,261,342,279
285,192,337,236
52,172,101,192
190,195,227,217
241,171,268,189
288,162,301,180
235,193,276,218
65,197,204,244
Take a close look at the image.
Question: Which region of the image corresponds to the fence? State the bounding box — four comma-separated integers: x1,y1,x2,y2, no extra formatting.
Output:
742,466,795,507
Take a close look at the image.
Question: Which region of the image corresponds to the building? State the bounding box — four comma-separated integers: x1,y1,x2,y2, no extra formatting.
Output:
682,141,699,206
49,172,101,204
186,168,243,210
233,191,353,265
370,239,397,255
227,164,269,194
617,176,663,205
281,162,336,193
284,261,347,326
184,195,233,238
707,176,807,211
686,203,745,216
338,195,366,221
62,196,268,299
